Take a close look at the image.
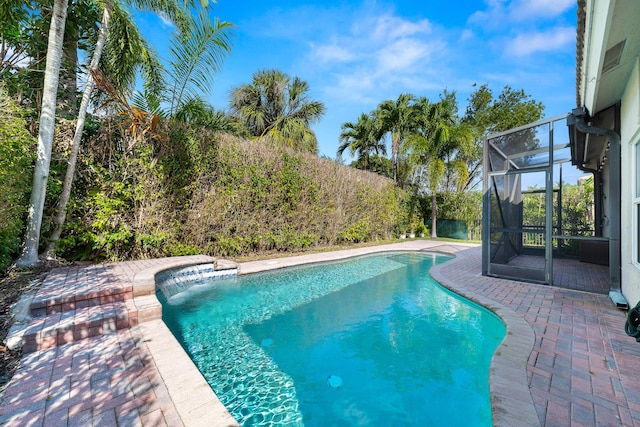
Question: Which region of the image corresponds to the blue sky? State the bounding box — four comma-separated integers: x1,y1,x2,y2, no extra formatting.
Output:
137,0,578,159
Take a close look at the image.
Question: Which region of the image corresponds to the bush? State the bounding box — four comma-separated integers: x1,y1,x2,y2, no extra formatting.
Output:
340,218,372,243
0,86,35,270
61,120,410,261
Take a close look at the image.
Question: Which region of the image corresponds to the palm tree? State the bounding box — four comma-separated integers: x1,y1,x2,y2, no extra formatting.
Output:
15,0,68,267
376,93,419,183
407,94,473,238
338,113,386,172
100,1,185,95
45,0,196,258
129,10,233,122
230,69,325,153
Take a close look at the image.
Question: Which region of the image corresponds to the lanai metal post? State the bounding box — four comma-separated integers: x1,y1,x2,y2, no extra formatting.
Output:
545,121,554,284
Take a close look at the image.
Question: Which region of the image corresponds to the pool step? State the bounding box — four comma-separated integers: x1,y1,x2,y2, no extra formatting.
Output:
17,256,236,354
21,299,138,353
29,265,133,317
21,294,165,354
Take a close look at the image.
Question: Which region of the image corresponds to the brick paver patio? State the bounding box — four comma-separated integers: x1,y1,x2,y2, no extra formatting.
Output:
430,245,640,426
0,242,639,426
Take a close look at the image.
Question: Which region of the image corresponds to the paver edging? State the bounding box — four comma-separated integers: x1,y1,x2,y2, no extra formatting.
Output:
131,255,240,426
139,320,239,427
429,249,541,427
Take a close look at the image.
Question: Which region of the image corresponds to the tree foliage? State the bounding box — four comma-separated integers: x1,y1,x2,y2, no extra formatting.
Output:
98,2,163,95
0,85,36,269
337,112,386,172
520,180,595,254
335,84,545,236
166,11,233,116
405,91,474,237
464,84,545,134
0,0,37,75
461,84,545,190
230,69,326,153
376,93,419,182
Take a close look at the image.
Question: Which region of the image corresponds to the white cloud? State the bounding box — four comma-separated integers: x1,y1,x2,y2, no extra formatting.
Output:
323,68,380,105
505,26,575,56
509,0,576,21
304,10,447,105
337,71,375,94
312,44,355,63
468,0,507,27
371,15,432,41
459,29,475,42
159,13,175,28
377,38,443,72
469,0,575,27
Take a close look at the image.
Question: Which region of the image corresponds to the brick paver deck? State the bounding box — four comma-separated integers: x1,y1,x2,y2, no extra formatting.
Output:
0,242,639,426
1,327,182,426
430,245,640,426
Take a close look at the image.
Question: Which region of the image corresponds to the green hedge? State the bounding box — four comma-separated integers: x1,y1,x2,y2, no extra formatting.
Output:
56,121,409,261
0,86,35,269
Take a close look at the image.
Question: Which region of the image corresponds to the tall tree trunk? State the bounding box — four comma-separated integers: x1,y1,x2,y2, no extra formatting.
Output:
392,137,398,183
46,0,113,259
15,0,69,268
431,193,438,239
58,22,78,117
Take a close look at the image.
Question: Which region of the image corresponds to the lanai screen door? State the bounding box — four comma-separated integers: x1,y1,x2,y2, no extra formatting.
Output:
482,116,569,284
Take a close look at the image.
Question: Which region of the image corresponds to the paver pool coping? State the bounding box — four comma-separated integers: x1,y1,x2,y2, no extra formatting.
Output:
137,240,539,426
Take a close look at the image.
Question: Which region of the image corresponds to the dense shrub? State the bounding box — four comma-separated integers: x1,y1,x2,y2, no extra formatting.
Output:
58,120,409,261
175,133,408,257
0,86,35,269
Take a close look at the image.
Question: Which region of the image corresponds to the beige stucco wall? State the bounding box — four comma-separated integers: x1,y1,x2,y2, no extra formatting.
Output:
620,57,640,307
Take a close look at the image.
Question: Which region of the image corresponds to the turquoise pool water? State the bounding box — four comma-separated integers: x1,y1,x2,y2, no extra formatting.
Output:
159,252,506,426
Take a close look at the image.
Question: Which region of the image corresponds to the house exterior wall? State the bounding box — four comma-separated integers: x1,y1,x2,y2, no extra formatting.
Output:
620,57,640,307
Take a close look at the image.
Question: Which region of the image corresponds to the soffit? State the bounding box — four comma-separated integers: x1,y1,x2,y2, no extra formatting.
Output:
580,0,640,114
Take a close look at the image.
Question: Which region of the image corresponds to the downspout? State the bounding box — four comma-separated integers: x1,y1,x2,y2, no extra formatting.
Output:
581,166,604,237
572,107,627,309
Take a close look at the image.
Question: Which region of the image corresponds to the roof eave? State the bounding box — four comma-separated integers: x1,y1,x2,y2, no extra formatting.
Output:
576,0,586,108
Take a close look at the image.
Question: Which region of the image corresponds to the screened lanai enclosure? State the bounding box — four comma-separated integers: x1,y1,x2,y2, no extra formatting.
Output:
481,111,623,306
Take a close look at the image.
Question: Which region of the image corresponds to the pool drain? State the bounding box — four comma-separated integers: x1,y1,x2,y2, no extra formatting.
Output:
327,375,343,389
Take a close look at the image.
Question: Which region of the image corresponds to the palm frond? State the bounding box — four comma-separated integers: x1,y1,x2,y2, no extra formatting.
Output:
168,11,233,116
101,2,165,94
131,88,166,117
448,159,469,192
293,100,325,124
126,0,191,34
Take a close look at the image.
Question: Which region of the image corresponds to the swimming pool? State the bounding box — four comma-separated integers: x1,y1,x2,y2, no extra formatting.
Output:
159,252,506,426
